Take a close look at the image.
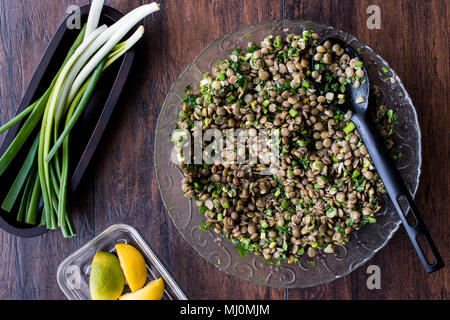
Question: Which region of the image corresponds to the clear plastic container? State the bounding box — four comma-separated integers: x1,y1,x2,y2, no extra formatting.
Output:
57,224,187,300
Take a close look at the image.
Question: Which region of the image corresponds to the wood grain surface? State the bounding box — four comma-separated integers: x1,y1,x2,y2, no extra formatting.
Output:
0,0,448,300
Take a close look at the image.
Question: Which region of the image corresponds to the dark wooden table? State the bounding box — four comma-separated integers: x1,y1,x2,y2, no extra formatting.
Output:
0,0,448,300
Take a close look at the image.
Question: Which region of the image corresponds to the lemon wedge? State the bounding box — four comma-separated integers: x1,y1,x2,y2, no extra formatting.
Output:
89,251,124,300
119,278,165,300
115,243,147,292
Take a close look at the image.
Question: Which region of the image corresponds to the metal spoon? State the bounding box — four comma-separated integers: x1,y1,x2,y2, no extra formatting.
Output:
312,37,443,273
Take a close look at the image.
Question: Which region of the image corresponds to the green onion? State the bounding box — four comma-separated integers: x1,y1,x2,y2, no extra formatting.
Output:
301,79,310,88
363,216,377,224
17,168,37,222
199,205,207,215
59,60,106,227
273,36,283,49
331,83,339,92
193,182,202,190
51,25,108,125
326,206,337,218
46,58,107,162
25,165,42,225
104,26,145,70
1,134,40,212
0,99,39,134
69,3,160,102
302,30,312,41
343,121,356,134
295,139,310,147
226,95,235,103
351,170,360,179
314,63,324,72
0,96,45,176
274,188,281,198
289,108,298,118
280,200,289,210
262,99,270,107
85,0,104,38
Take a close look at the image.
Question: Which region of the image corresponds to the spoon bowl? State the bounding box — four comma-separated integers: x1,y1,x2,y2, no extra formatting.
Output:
312,37,370,114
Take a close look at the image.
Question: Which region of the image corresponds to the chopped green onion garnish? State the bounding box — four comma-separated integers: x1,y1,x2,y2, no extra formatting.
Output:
280,200,289,210
289,108,298,117
301,79,310,88
274,188,281,198
343,121,356,134
351,170,360,179
296,139,311,147
273,36,283,49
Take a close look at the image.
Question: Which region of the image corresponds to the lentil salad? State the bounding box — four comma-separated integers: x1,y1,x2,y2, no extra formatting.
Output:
172,30,399,264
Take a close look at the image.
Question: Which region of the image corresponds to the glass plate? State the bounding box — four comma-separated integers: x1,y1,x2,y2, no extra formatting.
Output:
57,224,187,300
155,20,422,288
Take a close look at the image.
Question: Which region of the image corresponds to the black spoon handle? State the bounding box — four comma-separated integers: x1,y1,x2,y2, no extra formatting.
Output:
352,113,444,273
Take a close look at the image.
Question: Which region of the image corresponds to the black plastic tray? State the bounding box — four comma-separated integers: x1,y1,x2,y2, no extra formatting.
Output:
0,5,135,237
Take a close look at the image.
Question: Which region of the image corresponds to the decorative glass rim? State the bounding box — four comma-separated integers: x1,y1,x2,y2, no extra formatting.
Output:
155,19,422,288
